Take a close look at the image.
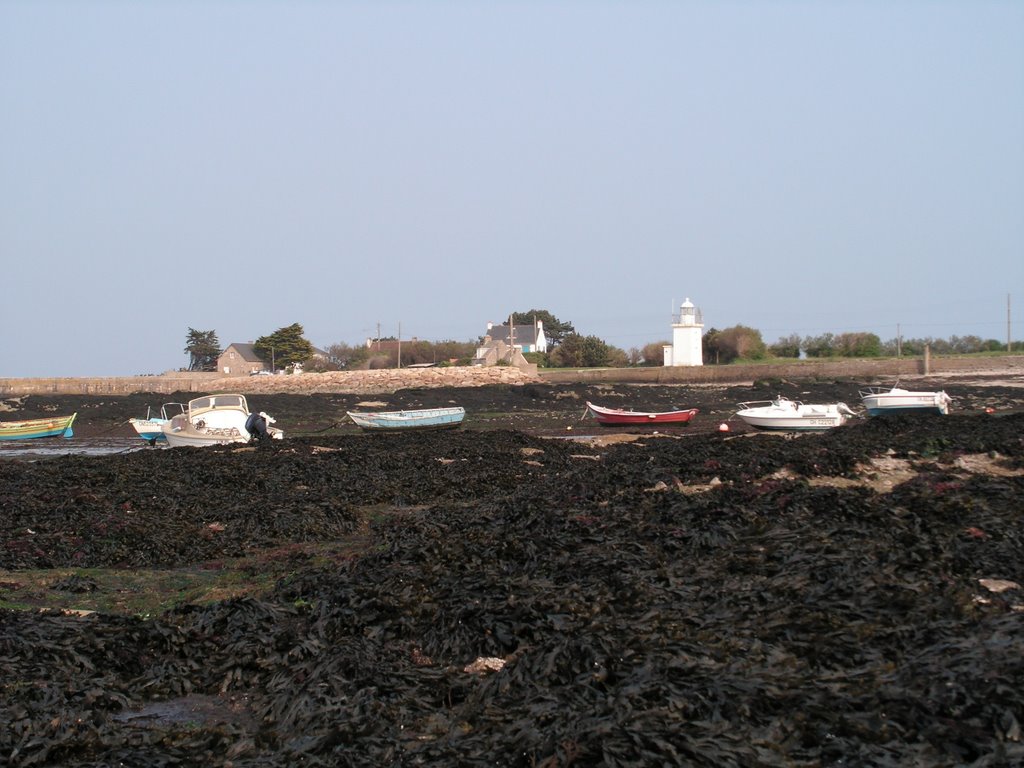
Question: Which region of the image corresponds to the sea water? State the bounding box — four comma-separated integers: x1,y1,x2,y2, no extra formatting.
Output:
0,436,154,459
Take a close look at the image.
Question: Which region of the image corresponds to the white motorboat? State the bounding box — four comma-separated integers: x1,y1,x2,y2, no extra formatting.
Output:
735,397,856,431
859,385,951,416
162,394,282,447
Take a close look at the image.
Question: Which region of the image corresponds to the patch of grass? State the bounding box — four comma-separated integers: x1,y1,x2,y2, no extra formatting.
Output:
0,539,374,617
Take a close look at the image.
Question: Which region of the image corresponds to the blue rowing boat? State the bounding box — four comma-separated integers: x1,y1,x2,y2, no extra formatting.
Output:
347,407,465,432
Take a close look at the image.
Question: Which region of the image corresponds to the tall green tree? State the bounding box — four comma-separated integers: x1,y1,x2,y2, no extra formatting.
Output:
704,325,766,363
326,342,369,369
802,333,836,358
769,333,802,358
184,328,221,371
641,341,670,366
254,323,314,370
549,333,618,367
833,332,882,357
509,309,575,347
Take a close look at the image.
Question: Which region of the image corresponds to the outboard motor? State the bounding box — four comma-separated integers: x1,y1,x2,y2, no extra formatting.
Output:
245,411,270,443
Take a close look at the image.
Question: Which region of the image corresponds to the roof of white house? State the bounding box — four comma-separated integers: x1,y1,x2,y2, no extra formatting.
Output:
486,322,543,346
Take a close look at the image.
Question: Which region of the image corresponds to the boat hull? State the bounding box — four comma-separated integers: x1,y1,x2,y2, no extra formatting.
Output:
735,399,851,431
129,418,166,442
163,429,248,448
585,402,698,426
163,424,284,448
0,413,77,440
348,407,465,431
737,413,846,431
860,388,951,416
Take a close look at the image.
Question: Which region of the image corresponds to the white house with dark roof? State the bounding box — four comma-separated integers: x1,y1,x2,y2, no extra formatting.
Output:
473,318,546,368
480,319,548,354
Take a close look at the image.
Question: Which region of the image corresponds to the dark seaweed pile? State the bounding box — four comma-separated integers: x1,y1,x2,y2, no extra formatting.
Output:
1,403,1023,765
5,375,1022,439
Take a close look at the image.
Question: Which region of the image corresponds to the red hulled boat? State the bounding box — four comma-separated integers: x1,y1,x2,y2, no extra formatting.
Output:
585,401,698,426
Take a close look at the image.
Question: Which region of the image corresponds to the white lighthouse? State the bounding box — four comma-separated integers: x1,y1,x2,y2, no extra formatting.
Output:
663,298,704,367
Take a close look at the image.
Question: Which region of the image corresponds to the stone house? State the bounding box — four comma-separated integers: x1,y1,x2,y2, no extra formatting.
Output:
218,342,333,376
217,343,268,376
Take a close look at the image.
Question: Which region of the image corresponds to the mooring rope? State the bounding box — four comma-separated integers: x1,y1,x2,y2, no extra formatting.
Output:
89,418,136,437
300,419,348,435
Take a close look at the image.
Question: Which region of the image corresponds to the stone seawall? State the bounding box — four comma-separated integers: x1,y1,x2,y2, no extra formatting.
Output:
0,366,539,397
0,373,221,396
1,355,1021,397
221,366,537,394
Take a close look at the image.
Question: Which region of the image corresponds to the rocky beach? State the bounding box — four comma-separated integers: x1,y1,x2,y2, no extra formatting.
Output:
1,372,1023,765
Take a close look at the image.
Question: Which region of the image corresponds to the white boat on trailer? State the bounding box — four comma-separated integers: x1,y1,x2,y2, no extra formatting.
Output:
859,385,951,416
162,394,283,447
735,397,856,431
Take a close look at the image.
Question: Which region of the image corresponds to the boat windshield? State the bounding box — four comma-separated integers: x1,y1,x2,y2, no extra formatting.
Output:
213,395,245,408
189,395,247,411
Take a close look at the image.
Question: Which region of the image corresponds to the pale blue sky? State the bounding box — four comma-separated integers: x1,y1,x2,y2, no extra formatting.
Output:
2,1,1021,377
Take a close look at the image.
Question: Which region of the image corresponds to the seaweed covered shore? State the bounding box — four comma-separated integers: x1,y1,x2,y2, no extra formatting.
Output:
3,373,1023,439
1,380,1023,766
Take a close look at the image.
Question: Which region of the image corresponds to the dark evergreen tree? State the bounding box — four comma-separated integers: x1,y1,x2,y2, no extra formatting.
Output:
549,333,616,367
184,328,221,371
254,323,315,369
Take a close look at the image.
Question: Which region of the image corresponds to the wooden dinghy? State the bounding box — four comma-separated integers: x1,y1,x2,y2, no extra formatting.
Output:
585,402,698,426
347,407,466,432
0,413,77,440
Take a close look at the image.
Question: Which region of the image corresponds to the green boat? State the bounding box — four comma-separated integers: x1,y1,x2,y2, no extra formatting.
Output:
0,413,77,440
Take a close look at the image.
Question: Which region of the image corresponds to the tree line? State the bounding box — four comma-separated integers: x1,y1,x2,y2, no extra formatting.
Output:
185,312,1019,373
703,327,1016,364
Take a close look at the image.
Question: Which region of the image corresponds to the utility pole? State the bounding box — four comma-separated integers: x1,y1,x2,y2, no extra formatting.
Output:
397,322,402,369
1008,294,1013,352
